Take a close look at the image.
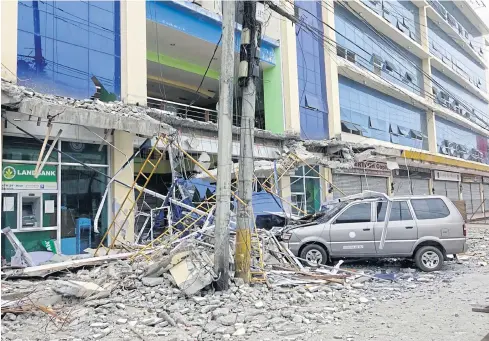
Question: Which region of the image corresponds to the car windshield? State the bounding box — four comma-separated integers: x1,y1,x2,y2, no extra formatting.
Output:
316,201,348,223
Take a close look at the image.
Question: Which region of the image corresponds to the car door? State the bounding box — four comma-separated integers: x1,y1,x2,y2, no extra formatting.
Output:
373,200,418,255
329,202,376,256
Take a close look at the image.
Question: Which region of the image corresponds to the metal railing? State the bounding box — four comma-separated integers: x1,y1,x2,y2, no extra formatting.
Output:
147,96,266,129
147,97,219,123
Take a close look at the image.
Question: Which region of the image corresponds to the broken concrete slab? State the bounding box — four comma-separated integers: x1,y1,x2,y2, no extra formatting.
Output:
52,280,110,299
168,250,216,296
141,277,165,287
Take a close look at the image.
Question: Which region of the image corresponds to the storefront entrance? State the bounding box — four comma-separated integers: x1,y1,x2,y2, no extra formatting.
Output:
1,135,110,260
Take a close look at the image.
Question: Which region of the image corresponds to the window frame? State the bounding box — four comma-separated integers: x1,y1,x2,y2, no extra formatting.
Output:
290,166,322,215
333,202,373,224
410,198,451,220
376,200,414,222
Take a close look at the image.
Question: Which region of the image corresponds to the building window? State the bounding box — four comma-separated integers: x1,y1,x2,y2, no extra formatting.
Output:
290,166,321,215
17,1,121,100
3,136,58,162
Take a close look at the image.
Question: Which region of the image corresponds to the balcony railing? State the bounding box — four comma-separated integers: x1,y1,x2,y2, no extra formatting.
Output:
147,97,218,123
147,97,266,129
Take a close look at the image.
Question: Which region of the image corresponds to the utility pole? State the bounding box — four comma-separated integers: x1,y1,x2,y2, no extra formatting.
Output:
235,1,262,281
214,1,236,291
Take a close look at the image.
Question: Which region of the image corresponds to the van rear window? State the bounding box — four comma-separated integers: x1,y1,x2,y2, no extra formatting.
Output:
411,199,450,220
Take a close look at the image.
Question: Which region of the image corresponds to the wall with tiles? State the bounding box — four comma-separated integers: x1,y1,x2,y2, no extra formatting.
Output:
431,68,489,120
17,1,121,100
339,76,427,149
296,1,329,140
436,116,489,164
428,18,486,91
335,4,423,96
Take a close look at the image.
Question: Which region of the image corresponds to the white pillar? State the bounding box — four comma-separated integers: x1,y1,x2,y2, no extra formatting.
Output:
280,0,301,134
322,0,342,139
120,0,147,105
111,130,135,244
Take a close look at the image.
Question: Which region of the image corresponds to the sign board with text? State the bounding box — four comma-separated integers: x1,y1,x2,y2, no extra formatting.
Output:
433,170,460,182
2,163,57,190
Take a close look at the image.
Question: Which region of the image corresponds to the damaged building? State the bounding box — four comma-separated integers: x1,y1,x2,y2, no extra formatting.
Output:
2,0,489,262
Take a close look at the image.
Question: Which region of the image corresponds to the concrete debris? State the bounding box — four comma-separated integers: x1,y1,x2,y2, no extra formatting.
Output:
168,248,217,296
1,80,171,137
52,280,110,299
2,168,487,341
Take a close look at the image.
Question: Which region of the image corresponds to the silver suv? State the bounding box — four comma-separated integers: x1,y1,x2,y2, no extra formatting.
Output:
282,194,468,272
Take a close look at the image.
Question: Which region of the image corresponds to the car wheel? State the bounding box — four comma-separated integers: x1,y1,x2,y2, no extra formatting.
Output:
415,246,443,272
300,244,328,265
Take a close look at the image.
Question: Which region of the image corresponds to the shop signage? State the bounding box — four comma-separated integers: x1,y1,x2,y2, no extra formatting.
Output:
461,174,483,183
433,170,460,182
2,163,57,190
334,161,390,176
395,166,431,179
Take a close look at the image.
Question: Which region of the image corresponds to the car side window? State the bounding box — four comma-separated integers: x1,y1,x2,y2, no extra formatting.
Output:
411,199,450,220
377,201,413,221
335,203,371,224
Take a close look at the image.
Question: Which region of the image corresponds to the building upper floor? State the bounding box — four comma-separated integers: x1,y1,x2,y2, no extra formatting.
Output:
3,0,489,170
4,0,292,137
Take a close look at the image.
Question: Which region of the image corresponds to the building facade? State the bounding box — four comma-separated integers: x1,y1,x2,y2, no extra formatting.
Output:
294,0,489,215
2,0,489,259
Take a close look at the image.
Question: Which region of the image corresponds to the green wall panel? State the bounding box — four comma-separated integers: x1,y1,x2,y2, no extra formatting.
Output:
1,230,56,261
263,48,284,133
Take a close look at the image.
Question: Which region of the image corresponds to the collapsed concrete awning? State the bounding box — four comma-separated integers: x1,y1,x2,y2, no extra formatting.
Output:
1,80,173,137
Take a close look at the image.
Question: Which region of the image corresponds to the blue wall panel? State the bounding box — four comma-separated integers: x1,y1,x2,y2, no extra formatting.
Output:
335,4,423,96
296,1,328,140
436,116,488,164
17,1,121,100
428,18,486,91
339,76,427,149
431,68,489,120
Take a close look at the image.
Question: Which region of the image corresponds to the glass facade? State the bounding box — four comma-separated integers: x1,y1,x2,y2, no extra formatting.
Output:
17,1,121,100
296,1,328,140
436,116,489,164
339,76,427,149
335,4,423,96
61,166,108,251
428,18,486,91
431,68,489,120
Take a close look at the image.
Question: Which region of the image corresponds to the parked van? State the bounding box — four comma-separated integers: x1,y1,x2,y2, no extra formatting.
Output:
282,194,467,271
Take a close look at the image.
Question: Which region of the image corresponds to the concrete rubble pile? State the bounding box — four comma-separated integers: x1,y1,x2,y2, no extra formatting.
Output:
3,225,477,341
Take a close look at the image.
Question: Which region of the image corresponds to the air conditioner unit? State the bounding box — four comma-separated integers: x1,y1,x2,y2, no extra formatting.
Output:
463,110,472,119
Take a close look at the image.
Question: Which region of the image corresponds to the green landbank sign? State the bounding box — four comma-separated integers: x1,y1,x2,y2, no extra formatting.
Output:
2,163,57,190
